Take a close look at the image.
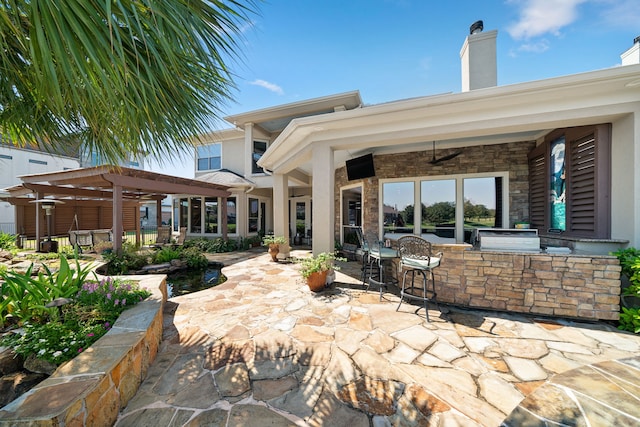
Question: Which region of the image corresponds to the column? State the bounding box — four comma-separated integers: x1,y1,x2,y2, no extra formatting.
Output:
312,144,334,255
272,172,290,257
221,197,228,240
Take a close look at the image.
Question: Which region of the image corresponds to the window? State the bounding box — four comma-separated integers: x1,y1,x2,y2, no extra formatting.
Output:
205,198,218,233
421,179,456,239
252,141,267,174
28,159,47,165
248,198,259,233
190,197,202,233
179,199,189,232
381,173,507,243
197,144,221,171
382,181,414,235
0,154,12,160
227,198,237,234
463,177,501,229
528,124,611,238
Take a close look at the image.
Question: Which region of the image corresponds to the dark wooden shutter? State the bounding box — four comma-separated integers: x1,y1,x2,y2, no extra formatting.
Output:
567,132,596,235
528,144,547,231
530,124,611,239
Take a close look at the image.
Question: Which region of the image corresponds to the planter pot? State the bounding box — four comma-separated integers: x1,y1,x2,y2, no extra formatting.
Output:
621,294,640,309
306,270,328,292
268,244,280,262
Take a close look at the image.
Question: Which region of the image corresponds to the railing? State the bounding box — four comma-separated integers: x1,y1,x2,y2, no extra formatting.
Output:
14,227,160,252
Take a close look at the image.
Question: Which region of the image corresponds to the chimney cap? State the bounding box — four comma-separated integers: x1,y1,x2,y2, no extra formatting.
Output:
470,20,483,35
634,35,640,45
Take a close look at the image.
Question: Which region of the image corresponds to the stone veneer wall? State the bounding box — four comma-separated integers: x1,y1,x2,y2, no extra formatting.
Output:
0,275,166,426
431,246,621,321
334,140,536,237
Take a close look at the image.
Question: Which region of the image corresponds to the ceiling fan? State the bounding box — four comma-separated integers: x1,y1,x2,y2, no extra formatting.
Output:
430,141,462,164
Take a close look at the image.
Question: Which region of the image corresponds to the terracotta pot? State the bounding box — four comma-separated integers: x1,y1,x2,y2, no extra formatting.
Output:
306,270,328,292
268,244,279,262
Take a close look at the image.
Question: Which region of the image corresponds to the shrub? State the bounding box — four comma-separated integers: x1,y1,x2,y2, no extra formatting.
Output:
152,246,182,264
182,246,208,269
613,247,640,279
0,254,93,327
1,277,150,365
0,232,17,251
619,307,640,334
183,237,237,253
102,243,149,274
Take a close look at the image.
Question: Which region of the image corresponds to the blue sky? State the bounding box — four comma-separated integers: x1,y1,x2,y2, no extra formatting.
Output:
150,0,639,177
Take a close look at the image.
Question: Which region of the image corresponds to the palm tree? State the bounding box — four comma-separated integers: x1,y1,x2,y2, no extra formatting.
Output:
0,0,258,164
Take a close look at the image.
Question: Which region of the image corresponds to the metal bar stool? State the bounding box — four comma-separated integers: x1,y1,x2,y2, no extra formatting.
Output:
354,227,372,285
364,231,398,300
397,235,442,321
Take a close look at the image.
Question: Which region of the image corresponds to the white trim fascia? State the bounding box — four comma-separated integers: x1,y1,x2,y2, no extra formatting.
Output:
224,90,362,126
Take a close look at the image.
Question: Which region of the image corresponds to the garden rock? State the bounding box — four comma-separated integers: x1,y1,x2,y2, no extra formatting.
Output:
0,346,24,375
24,353,57,375
8,261,42,275
142,263,172,274
0,250,12,261
0,371,47,407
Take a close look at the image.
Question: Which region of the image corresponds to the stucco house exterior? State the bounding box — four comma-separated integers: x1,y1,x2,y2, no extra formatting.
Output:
256,28,640,259
186,26,640,262
173,92,362,241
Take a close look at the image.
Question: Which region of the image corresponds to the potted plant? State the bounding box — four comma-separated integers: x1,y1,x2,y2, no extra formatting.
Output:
297,252,343,292
262,235,287,262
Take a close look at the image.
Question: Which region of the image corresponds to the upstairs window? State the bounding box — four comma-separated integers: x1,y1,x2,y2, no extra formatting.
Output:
197,143,221,171
252,141,267,174
528,124,611,238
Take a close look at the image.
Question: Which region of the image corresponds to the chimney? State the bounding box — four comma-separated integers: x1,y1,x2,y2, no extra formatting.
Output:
621,36,640,65
460,20,498,92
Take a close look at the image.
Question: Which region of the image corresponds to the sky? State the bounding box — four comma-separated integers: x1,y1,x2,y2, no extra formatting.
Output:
148,0,640,177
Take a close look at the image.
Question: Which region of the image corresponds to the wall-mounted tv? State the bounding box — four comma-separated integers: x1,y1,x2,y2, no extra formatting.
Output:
346,153,376,181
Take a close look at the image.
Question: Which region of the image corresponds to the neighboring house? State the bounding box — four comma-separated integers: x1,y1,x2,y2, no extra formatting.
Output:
173,94,362,241
255,26,640,256
0,144,80,234
0,144,162,237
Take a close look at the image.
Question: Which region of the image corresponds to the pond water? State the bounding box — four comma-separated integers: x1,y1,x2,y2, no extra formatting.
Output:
166,262,225,298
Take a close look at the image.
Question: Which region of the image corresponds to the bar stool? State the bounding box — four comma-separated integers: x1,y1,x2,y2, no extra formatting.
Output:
397,235,441,321
364,231,398,300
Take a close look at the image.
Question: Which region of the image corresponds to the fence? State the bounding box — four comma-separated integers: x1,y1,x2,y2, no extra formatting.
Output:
11,227,160,252
0,223,16,235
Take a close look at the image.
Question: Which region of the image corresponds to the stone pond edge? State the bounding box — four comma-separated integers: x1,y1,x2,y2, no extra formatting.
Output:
0,274,167,426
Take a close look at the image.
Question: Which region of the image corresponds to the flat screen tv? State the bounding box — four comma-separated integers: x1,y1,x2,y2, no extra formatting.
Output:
346,153,376,181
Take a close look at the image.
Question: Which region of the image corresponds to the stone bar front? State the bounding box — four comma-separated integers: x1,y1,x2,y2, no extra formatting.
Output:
431,246,621,321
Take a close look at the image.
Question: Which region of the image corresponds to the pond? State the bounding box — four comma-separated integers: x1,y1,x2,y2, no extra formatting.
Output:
166,262,225,298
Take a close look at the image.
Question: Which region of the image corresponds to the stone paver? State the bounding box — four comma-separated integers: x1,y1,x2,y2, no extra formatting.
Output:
115,249,640,426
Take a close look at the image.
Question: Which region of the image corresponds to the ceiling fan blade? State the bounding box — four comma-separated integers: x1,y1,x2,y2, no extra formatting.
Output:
430,150,462,164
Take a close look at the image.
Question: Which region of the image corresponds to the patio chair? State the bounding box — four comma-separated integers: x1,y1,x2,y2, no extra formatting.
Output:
152,226,172,248
174,227,187,246
397,235,442,321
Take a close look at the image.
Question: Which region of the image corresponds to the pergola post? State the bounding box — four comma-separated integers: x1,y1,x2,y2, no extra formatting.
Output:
112,184,123,252
35,191,42,251
156,199,162,227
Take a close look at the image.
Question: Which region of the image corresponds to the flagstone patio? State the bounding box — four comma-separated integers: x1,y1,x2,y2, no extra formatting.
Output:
115,249,640,426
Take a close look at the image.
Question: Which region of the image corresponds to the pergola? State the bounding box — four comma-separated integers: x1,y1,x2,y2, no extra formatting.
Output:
3,165,231,251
